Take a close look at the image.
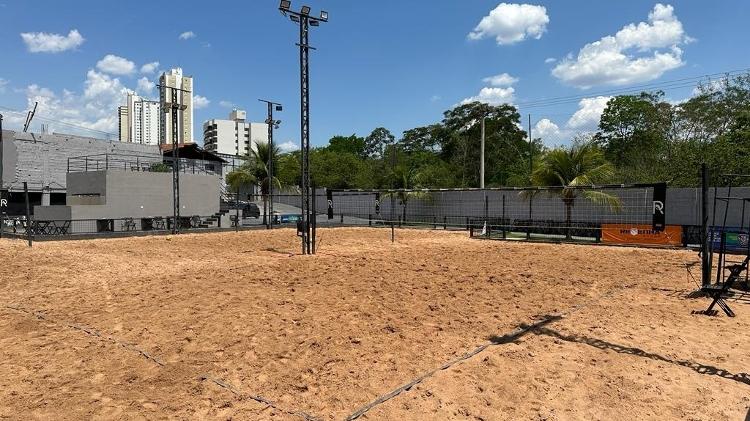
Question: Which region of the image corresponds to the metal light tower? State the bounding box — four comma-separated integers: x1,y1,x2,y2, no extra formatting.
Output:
258,99,282,229
279,0,327,254
158,83,190,234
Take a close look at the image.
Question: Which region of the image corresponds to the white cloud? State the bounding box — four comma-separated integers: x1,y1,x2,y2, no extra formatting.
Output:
219,100,235,108
552,4,691,89
566,96,612,129
544,57,556,64
15,70,132,135
534,118,561,139
468,3,549,45
137,77,155,95
430,95,441,103
193,95,210,109
0,78,8,93
20,29,85,53
96,54,136,76
462,71,518,106
482,72,519,87
179,31,196,40
140,61,159,74
278,141,299,153
461,86,515,106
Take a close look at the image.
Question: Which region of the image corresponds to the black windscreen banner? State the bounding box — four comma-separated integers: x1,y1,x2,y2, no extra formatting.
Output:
652,183,666,231
327,190,334,220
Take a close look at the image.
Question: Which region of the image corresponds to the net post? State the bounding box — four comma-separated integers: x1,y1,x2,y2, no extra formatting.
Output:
24,181,32,247
502,194,506,239
701,163,711,287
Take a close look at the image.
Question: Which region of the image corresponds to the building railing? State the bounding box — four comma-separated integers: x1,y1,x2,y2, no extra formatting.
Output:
1,215,220,237
67,154,223,176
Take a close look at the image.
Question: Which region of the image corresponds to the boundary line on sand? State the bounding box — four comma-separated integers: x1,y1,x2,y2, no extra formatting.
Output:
3,304,322,421
343,283,635,420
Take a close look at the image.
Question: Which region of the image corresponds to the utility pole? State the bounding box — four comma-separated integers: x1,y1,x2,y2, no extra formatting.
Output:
258,99,282,229
158,83,190,234
528,114,533,183
279,1,328,255
480,116,485,189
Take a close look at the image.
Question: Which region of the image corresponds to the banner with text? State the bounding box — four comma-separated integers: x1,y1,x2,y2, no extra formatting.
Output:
602,224,682,246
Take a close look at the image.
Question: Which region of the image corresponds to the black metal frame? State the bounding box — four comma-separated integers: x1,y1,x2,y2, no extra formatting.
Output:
258,99,282,230
699,172,750,316
157,82,191,235
279,1,327,254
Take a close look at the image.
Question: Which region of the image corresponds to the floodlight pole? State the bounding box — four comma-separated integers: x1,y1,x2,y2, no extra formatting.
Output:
158,83,190,234
259,99,282,230
279,2,327,254
480,116,485,189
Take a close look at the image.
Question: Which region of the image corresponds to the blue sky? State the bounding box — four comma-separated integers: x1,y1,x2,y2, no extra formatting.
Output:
0,0,748,149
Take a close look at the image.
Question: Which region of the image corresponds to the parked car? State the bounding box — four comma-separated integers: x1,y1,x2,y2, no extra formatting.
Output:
244,203,261,218
228,201,261,219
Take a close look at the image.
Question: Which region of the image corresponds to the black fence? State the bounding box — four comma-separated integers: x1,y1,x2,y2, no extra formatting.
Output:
269,185,698,246
0,215,221,238
67,154,223,176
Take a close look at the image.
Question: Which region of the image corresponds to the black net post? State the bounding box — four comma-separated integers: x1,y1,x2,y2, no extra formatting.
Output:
701,163,711,287
484,191,490,238
502,194,506,239
24,182,32,247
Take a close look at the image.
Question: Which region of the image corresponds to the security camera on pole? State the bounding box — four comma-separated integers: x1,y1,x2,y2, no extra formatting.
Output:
278,0,328,255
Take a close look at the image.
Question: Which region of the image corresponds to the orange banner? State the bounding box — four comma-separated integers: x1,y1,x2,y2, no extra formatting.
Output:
601,224,682,246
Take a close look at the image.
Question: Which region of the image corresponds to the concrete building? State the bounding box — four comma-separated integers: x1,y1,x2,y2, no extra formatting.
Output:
202,109,268,156
1,130,160,215
160,68,193,144
118,106,129,143
118,94,161,145
34,167,221,233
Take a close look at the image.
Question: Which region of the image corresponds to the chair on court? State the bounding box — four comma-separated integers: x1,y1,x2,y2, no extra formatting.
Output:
701,255,749,317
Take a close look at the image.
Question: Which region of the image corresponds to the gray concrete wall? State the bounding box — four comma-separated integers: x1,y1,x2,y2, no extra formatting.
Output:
34,171,220,221
1,130,160,193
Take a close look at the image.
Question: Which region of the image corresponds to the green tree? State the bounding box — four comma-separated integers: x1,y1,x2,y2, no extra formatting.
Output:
440,101,529,187
364,127,395,158
310,148,375,189
595,92,672,182
326,134,367,158
229,141,281,225
531,141,621,239
384,164,431,223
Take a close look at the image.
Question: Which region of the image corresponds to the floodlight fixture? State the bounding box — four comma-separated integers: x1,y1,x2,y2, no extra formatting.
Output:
300,5,311,15
290,15,300,22
275,105,283,111
279,0,291,11
310,20,319,26
319,11,328,21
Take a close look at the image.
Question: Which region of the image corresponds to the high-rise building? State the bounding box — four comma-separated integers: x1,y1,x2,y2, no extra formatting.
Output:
128,94,161,146
159,68,193,145
118,106,129,143
203,109,268,156
117,94,161,145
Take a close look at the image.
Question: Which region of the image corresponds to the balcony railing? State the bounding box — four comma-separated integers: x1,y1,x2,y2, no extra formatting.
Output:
67,154,223,176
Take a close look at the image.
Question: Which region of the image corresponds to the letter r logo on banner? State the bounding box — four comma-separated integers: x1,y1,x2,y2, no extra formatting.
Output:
653,200,664,214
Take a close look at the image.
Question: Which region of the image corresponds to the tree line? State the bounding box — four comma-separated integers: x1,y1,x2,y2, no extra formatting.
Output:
230,72,750,194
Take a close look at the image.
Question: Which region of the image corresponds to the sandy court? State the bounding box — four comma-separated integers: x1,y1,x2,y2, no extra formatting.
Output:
0,228,748,420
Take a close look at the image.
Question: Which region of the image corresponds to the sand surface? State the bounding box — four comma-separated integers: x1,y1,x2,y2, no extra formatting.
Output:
0,228,748,420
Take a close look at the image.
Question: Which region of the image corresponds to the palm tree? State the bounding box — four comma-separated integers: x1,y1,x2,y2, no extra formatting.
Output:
384,165,431,224
530,141,621,240
227,141,281,225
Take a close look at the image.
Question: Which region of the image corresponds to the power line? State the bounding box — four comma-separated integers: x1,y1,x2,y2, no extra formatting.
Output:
515,68,750,110
0,105,117,138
